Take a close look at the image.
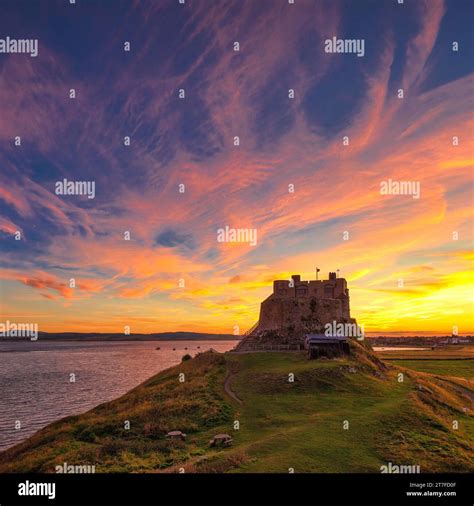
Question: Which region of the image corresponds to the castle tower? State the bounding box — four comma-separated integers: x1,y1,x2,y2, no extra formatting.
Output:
236,270,358,351
257,271,355,338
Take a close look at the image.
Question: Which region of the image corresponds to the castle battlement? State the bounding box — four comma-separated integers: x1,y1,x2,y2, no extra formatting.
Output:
271,272,349,301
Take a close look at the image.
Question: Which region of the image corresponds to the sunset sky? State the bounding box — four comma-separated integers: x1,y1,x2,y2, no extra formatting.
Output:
0,0,472,335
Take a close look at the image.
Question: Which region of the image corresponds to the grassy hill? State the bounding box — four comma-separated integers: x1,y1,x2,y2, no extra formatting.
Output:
1,340,472,473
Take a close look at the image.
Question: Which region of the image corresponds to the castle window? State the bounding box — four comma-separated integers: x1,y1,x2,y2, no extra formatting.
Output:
296,286,308,297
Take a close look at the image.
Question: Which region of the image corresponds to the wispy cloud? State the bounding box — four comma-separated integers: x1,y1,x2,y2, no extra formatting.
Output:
0,0,472,333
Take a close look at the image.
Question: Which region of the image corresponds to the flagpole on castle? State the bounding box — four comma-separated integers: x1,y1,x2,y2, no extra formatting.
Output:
316,267,320,280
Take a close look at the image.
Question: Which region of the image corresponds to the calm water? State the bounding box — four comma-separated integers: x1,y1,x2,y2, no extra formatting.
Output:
0,340,236,451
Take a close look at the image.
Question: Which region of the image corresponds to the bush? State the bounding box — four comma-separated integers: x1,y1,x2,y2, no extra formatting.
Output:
73,424,97,443
181,354,192,362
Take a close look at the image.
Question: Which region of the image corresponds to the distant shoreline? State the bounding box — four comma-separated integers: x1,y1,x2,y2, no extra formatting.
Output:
0,331,241,342
1,332,473,346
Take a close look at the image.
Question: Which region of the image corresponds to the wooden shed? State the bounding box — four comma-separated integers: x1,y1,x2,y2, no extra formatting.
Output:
304,334,350,359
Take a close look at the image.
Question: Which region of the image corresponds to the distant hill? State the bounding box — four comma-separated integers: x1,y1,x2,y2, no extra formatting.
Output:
24,331,240,341
1,340,472,473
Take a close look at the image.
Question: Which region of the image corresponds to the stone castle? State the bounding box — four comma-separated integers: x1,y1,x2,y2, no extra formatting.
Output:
238,272,356,349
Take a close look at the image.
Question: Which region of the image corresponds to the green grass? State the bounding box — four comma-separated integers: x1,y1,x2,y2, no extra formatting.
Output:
391,360,474,378
221,352,411,472
375,345,474,361
1,342,472,473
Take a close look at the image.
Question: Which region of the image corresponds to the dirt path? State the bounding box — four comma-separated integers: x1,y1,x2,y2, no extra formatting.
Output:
224,370,243,404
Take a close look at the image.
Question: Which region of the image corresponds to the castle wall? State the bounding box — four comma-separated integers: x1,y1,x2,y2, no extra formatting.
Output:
258,296,351,334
